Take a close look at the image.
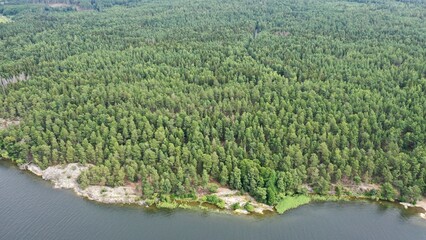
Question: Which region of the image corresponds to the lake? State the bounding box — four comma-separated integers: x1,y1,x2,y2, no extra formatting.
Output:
1,161,425,240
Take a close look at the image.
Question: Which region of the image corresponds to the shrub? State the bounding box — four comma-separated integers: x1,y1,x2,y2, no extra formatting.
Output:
207,183,219,193
244,202,255,212
204,194,225,209
231,203,241,210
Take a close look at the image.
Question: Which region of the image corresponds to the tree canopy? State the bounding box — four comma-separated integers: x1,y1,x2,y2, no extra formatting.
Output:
0,0,425,204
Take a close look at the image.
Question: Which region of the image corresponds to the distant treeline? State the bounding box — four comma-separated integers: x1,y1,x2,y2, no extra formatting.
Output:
1,0,143,13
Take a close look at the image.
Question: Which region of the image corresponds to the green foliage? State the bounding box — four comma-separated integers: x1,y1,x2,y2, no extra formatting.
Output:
78,171,89,189
401,186,422,204
156,201,178,209
203,195,225,209
159,194,172,203
178,204,192,210
0,15,11,23
145,198,156,206
231,202,241,210
364,189,380,199
335,184,343,197
243,202,255,213
1,0,425,205
380,183,397,201
275,196,311,214
314,177,331,195
207,183,219,193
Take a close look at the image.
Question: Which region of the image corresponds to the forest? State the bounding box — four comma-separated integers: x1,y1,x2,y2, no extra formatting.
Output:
0,0,425,206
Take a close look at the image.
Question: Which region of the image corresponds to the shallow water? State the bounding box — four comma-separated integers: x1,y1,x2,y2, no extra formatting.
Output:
1,161,425,240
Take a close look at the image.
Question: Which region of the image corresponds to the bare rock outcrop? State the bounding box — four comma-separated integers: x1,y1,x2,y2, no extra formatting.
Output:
211,187,273,214
25,163,145,206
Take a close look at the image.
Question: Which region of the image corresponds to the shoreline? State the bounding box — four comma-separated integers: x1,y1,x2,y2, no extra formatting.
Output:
21,163,273,215
18,162,426,219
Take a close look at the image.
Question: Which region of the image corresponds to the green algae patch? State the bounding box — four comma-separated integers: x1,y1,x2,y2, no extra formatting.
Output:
275,196,311,214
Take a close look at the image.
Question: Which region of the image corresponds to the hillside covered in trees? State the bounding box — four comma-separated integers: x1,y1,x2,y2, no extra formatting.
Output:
0,0,425,206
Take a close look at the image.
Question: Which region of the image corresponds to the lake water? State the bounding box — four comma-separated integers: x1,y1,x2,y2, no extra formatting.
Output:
1,161,425,240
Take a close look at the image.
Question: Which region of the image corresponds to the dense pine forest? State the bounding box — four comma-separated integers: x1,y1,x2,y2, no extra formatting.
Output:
0,0,425,205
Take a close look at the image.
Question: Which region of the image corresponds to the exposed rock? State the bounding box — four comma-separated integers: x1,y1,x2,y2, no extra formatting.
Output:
357,183,380,192
340,182,380,195
25,163,145,206
415,198,426,212
42,163,88,189
26,164,43,176
234,209,249,215
400,202,412,209
75,185,143,205
400,199,426,220
24,164,268,213
211,187,273,214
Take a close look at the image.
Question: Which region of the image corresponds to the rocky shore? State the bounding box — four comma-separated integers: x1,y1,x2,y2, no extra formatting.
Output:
210,187,273,214
19,162,426,219
23,163,146,206
400,200,426,220
21,163,271,214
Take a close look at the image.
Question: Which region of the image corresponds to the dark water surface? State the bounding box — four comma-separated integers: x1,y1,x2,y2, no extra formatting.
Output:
1,161,425,240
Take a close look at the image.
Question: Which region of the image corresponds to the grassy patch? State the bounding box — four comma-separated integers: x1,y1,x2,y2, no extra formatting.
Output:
177,203,191,209
0,16,11,24
275,195,311,214
201,194,225,209
310,195,340,201
156,201,178,209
